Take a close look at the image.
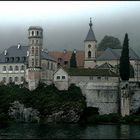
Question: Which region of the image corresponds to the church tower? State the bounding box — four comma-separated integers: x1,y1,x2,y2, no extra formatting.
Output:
27,26,43,90
84,18,97,68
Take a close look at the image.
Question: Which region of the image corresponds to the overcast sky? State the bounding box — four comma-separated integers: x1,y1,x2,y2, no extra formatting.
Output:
0,1,140,54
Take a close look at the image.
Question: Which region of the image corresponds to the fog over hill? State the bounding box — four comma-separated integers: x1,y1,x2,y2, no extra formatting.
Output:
0,1,140,55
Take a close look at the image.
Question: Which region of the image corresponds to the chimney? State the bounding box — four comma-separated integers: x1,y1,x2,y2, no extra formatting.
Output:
17,43,21,49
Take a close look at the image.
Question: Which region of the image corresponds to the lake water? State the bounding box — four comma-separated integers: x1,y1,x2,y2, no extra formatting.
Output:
0,123,140,139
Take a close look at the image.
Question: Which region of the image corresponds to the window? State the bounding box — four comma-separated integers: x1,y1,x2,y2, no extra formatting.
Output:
35,59,38,66
88,44,91,48
51,63,53,70
5,57,9,62
97,76,101,80
15,65,19,71
89,76,93,80
37,31,39,36
2,77,6,83
88,51,91,58
10,57,14,62
15,77,18,82
16,57,20,62
22,57,26,62
36,40,39,44
32,31,34,36
31,47,34,55
32,40,34,44
62,76,65,79
9,66,13,71
105,77,108,80
35,47,38,55
21,76,24,82
32,59,34,66
58,58,62,62
56,76,60,79
64,61,68,65
47,62,50,69
9,77,13,83
21,65,25,70
3,66,6,71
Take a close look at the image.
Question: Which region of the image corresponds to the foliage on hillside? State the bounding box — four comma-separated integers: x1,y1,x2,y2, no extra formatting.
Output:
0,83,86,123
98,35,122,51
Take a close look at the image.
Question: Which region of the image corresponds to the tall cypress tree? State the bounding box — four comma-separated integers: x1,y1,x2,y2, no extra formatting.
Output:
70,51,77,68
119,33,130,81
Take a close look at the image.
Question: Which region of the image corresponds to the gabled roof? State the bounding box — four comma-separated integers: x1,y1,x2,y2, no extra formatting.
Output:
97,48,140,61
0,45,56,63
96,62,114,69
64,68,118,77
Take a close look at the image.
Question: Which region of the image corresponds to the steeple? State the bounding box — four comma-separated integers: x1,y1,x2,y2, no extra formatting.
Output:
85,18,97,42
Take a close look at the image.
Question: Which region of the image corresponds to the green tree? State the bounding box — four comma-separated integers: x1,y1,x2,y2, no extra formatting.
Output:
119,33,130,81
98,35,122,51
70,51,77,68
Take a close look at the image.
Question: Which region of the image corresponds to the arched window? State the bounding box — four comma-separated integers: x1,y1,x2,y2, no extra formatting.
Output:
35,47,39,55
21,65,25,70
3,66,6,71
15,77,18,82
21,76,24,82
15,65,19,71
32,31,34,36
31,47,34,55
35,59,38,66
9,66,13,71
9,77,13,83
88,51,91,58
2,77,6,83
48,62,50,69
32,59,34,66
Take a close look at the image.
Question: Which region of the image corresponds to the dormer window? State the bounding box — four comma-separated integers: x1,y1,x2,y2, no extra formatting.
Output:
10,57,14,62
16,57,20,62
32,31,34,36
22,57,26,62
5,57,9,62
37,31,39,36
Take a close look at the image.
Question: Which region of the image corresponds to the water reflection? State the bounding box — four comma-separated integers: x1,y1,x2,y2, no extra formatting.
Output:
0,123,140,139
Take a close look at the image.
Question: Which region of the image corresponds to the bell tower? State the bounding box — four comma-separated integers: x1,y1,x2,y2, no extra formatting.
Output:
27,26,43,90
84,18,97,68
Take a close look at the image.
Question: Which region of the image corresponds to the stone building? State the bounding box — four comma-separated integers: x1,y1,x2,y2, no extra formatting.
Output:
0,26,57,90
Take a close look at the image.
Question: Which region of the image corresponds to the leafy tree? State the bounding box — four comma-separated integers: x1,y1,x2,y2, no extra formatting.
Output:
98,35,122,51
119,33,130,81
70,51,77,68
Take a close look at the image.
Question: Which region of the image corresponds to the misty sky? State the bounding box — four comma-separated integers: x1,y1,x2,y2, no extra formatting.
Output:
0,1,140,55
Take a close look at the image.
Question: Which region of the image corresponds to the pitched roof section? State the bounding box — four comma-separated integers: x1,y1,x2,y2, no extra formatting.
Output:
97,48,140,61
85,28,97,42
65,68,118,77
49,50,85,67
0,45,56,63
96,62,114,69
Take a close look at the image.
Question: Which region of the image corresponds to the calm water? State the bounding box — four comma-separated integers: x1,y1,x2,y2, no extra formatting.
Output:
0,123,140,139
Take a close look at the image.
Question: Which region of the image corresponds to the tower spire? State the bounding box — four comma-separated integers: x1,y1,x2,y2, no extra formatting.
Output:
89,17,92,28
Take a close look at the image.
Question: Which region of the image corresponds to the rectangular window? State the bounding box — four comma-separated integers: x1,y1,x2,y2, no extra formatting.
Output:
56,76,60,79
62,76,65,79
89,76,93,80
64,61,68,65
105,77,108,80
97,76,101,80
